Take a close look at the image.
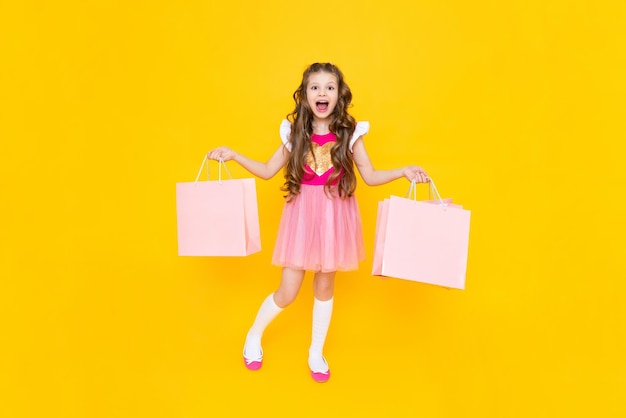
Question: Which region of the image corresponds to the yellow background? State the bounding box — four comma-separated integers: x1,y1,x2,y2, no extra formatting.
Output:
1,1,625,417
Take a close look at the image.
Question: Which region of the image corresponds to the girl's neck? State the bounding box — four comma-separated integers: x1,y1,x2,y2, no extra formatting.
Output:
312,120,331,135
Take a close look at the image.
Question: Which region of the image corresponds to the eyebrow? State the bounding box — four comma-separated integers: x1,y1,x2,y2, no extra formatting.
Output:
308,81,337,86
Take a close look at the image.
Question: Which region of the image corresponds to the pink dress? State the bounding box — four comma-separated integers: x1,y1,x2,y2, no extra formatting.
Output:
271,120,370,272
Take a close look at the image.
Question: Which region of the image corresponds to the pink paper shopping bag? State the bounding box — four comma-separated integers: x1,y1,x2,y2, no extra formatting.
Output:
372,180,471,289
176,157,261,256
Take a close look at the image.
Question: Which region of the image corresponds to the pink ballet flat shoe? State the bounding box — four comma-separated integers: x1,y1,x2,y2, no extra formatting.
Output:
309,356,330,382
244,356,262,371
310,369,330,383
243,347,263,371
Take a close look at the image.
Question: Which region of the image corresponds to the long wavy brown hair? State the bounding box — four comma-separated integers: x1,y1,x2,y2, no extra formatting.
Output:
281,63,357,201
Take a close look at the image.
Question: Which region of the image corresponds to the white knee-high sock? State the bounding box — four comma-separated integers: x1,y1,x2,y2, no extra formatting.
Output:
308,297,333,372
244,293,283,360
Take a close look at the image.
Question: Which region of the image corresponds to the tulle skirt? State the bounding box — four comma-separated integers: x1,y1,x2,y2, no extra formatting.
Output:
271,184,365,272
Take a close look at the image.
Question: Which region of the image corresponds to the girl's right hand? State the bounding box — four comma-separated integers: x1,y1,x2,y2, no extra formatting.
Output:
207,146,237,162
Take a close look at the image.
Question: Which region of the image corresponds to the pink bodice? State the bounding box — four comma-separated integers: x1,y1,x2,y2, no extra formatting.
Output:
302,132,338,185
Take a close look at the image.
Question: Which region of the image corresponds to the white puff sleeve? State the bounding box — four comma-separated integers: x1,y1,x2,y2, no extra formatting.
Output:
280,119,292,152
350,121,370,152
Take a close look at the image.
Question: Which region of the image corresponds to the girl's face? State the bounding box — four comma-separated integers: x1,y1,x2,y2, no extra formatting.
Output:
306,71,339,121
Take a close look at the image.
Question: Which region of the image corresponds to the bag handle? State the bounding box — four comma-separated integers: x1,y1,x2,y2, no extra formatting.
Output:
194,155,233,183
406,178,447,207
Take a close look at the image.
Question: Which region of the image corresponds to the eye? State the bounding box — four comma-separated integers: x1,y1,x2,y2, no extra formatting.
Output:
310,85,318,90
328,86,335,91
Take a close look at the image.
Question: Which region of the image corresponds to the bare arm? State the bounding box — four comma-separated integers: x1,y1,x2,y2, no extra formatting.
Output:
207,145,289,180
352,137,429,186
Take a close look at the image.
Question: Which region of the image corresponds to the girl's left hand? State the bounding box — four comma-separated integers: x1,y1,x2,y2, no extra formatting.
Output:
403,166,429,183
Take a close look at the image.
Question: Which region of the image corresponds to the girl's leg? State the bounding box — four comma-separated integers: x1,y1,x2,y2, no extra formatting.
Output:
308,271,336,379
243,268,305,368
273,267,307,308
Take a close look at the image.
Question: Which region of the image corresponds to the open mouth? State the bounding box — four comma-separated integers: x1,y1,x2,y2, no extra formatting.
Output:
316,101,329,112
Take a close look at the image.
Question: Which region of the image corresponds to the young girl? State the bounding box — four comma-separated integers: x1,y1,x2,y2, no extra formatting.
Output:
207,62,429,383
